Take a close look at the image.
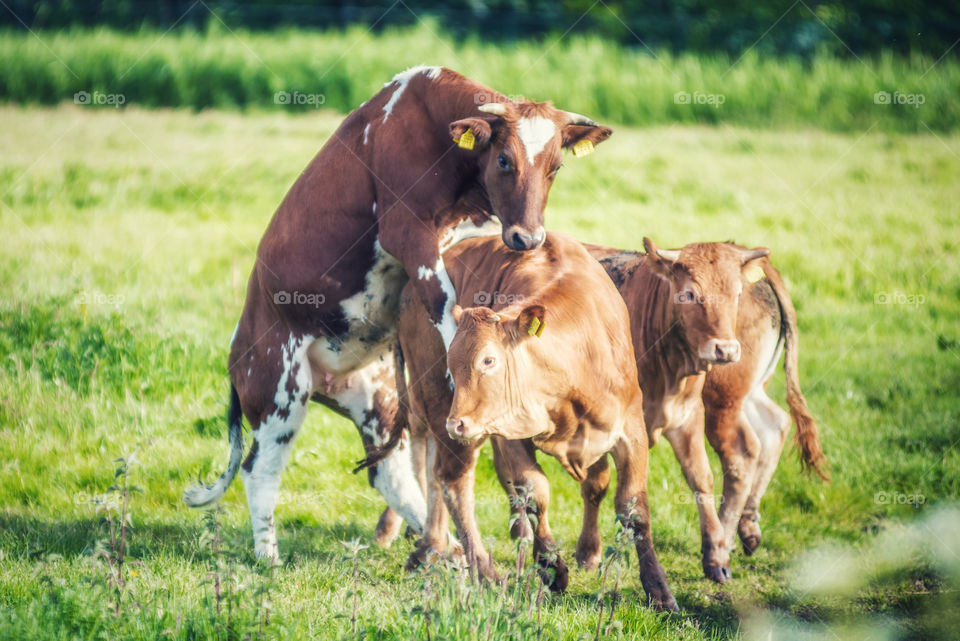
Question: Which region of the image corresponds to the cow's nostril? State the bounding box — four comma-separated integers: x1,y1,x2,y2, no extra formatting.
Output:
716,344,726,360
512,232,526,250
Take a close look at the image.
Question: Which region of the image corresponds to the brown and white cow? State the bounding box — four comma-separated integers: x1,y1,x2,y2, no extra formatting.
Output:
494,239,828,582
394,231,678,611
182,66,613,562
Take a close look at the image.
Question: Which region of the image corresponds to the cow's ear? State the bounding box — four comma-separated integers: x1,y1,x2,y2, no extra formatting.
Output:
740,247,770,284
452,304,464,325
562,124,613,155
643,237,680,282
514,305,546,339
450,118,493,151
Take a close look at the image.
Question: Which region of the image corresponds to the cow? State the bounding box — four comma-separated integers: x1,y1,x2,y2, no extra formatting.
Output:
182,65,613,563
493,238,828,583
393,231,678,611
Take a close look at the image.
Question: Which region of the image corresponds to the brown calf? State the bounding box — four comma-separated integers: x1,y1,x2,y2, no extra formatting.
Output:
396,231,677,611
183,66,613,562
495,239,828,582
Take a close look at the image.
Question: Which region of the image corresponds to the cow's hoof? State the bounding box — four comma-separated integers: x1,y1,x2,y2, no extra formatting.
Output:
510,516,534,541
741,534,761,556
650,594,680,613
574,540,602,570
405,541,439,572
538,556,569,593
703,564,730,584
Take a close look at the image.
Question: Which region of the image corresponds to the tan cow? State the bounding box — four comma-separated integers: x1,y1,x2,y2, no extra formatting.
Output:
392,231,678,611
494,239,828,582
183,66,613,562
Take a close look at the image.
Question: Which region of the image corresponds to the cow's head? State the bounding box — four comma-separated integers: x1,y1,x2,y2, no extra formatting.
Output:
450,102,612,251
643,238,770,365
444,303,547,441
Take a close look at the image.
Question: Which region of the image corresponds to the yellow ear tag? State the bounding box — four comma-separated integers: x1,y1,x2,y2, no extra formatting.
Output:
527,317,544,337
456,128,475,150
744,264,764,284
572,139,594,158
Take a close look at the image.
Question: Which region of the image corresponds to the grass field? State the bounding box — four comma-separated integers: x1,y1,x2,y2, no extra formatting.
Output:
1,102,959,640
2,25,959,132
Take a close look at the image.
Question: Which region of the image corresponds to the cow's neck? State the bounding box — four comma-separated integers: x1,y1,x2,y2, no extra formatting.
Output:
419,79,506,228
634,268,704,398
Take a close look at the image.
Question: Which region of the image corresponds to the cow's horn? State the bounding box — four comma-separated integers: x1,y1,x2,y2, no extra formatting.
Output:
478,103,507,116
740,248,770,263
656,248,681,262
563,111,598,126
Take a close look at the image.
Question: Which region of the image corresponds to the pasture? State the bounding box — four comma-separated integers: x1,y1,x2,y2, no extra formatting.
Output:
0,102,958,639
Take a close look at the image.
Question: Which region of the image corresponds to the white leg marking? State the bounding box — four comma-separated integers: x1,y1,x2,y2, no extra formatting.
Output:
241,333,313,563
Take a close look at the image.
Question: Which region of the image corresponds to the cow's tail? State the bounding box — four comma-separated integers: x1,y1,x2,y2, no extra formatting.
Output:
764,262,830,482
353,345,407,473
183,383,246,507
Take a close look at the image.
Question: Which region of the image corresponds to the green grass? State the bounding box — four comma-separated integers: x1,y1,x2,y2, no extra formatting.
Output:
0,103,959,639
1,24,959,132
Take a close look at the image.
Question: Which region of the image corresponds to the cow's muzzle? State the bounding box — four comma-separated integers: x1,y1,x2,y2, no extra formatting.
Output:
700,339,741,364
503,225,545,251
445,417,483,442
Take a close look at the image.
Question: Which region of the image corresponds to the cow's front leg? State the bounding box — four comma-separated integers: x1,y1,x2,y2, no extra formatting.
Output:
662,410,731,583
379,226,459,353
575,456,611,570
435,434,497,583
611,433,678,612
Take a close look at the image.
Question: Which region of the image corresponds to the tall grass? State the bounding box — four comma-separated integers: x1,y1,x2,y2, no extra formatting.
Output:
0,22,957,131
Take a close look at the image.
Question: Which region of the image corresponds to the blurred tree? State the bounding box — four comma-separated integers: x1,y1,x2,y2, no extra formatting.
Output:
3,0,958,56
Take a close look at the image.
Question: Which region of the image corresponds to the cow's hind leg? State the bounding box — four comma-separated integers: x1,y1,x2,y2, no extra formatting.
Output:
324,354,427,540
738,389,790,555
237,336,314,564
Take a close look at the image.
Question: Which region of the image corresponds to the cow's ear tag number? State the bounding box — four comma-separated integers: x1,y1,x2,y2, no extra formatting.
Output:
744,264,764,284
456,128,475,150
572,139,594,158
527,317,544,337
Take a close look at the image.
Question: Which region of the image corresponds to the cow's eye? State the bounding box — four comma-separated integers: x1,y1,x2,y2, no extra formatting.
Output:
481,356,497,369
549,163,563,177
678,290,698,304
497,153,512,172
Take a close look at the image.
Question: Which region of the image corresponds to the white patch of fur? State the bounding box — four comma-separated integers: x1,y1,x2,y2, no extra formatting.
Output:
310,241,405,374
373,439,427,535
439,217,502,253
516,117,556,165
382,65,442,122
328,356,427,534
363,123,371,145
